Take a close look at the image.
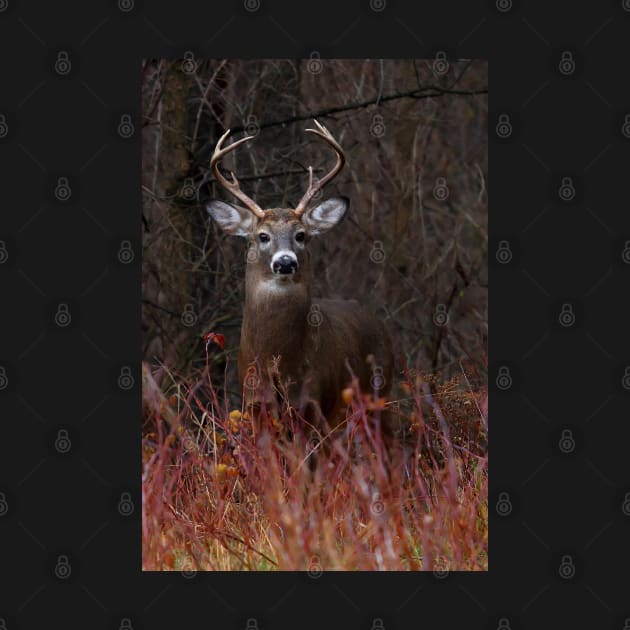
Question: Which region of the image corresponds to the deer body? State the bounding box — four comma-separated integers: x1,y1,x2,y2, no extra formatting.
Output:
207,122,393,428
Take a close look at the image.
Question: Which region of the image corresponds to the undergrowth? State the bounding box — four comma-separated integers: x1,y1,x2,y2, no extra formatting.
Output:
142,349,488,572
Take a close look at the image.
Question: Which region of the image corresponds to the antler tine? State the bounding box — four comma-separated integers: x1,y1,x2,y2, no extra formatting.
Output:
294,120,346,217
210,129,266,219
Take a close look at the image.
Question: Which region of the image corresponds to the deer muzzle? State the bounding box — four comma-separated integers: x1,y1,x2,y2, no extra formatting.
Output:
271,251,298,275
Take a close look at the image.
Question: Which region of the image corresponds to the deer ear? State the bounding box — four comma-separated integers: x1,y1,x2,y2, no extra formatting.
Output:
303,197,349,235
207,200,254,237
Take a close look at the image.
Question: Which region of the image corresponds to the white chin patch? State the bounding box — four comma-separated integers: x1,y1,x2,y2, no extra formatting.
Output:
257,277,294,295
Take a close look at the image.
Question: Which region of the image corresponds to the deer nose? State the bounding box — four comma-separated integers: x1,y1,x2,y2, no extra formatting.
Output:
272,253,298,275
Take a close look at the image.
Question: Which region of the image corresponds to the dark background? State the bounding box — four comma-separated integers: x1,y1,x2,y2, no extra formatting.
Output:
1,1,629,629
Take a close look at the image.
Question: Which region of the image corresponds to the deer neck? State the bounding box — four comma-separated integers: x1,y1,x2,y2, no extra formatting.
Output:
241,262,312,368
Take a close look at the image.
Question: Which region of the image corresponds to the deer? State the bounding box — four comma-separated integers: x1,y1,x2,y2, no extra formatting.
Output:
207,120,393,436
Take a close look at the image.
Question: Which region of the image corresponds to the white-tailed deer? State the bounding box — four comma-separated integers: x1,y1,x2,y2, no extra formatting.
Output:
207,121,393,430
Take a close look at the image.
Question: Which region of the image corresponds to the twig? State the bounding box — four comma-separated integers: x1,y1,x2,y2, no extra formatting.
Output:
192,84,488,164
191,60,227,155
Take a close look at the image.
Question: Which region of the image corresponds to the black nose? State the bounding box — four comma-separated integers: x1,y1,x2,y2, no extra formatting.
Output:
272,255,298,275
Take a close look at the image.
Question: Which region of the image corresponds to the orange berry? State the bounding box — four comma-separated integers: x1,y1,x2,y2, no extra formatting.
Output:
342,387,354,405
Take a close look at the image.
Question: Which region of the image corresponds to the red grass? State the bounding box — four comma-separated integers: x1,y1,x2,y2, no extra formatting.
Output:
142,356,487,571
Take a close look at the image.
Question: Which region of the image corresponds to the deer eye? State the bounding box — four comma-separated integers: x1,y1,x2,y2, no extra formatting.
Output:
258,233,270,243
295,231,305,243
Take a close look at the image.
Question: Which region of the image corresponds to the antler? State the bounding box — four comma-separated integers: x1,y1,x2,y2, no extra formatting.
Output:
293,120,346,217
210,129,266,219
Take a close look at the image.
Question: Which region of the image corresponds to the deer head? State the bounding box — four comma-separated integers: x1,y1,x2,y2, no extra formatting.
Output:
207,121,348,286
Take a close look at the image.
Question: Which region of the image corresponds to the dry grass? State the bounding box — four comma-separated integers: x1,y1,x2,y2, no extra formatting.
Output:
142,349,487,572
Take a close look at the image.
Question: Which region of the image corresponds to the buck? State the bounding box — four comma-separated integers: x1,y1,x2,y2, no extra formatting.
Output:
207,120,393,430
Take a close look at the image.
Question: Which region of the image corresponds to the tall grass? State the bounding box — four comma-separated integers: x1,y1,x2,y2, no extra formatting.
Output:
142,350,487,571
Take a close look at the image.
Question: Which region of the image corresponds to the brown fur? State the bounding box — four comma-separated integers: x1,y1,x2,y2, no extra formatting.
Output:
232,208,393,429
